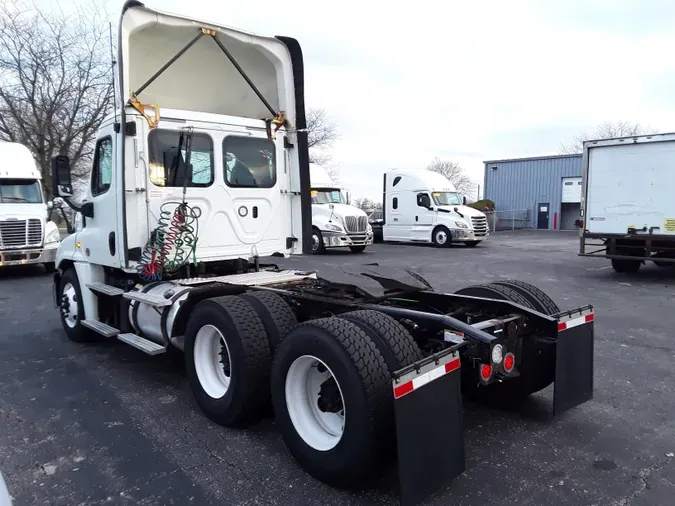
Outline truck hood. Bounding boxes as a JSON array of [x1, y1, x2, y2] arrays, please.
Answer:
[[313, 203, 367, 220], [437, 205, 486, 219], [0, 203, 47, 220]]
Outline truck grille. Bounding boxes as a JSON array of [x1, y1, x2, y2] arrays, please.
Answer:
[[0, 219, 42, 248], [471, 216, 488, 237], [344, 216, 368, 233]]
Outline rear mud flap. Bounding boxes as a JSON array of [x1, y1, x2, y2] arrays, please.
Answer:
[[392, 350, 464, 506], [553, 311, 595, 416]]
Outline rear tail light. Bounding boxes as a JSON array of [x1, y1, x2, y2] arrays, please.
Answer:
[[479, 363, 492, 382], [503, 353, 515, 373]]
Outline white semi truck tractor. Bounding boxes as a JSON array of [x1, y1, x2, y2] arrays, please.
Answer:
[[50, 3, 596, 505], [0, 141, 61, 271], [382, 169, 489, 247], [309, 163, 372, 254]]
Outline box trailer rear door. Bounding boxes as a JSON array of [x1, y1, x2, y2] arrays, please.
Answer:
[[585, 136, 675, 236]]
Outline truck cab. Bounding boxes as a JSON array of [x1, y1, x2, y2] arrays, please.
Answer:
[[382, 169, 489, 247], [309, 163, 373, 254], [0, 141, 61, 270]]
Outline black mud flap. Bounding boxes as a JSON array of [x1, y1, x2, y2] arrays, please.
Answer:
[[392, 349, 465, 506], [553, 309, 595, 416]]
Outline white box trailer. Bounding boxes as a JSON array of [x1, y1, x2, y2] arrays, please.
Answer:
[[579, 132, 675, 272]]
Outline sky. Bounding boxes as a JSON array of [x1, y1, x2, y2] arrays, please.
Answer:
[[44, 0, 675, 201]]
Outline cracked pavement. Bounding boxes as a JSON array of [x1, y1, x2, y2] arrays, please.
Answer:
[[1, 230, 674, 505]]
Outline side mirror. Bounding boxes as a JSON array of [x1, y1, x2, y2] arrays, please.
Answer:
[[51, 155, 73, 198], [462, 196, 467, 205]]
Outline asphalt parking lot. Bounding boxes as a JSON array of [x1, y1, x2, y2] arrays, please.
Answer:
[[1, 230, 674, 506]]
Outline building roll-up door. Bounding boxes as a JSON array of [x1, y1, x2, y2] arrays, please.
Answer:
[[561, 177, 582, 203]]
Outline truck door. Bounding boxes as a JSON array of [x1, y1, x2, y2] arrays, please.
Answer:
[[76, 127, 121, 268], [413, 192, 434, 241]]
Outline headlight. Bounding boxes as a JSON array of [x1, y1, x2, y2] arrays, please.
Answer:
[[45, 228, 60, 243], [491, 344, 503, 364], [454, 221, 469, 229], [325, 223, 342, 232], [74, 212, 83, 232]]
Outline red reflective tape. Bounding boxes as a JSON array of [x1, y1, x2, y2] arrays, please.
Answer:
[[393, 381, 414, 399], [558, 312, 595, 332], [445, 357, 460, 374], [393, 357, 461, 399]]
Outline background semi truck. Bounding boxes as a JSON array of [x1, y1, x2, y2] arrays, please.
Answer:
[[578, 132, 675, 272], [0, 141, 61, 270], [382, 169, 489, 247], [309, 163, 372, 254], [49, 3, 595, 505]]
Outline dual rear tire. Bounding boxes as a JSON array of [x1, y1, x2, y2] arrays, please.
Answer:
[[454, 280, 560, 402], [184, 297, 422, 487]]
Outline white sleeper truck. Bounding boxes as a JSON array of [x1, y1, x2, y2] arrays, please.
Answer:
[[382, 169, 489, 247], [0, 141, 61, 271], [309, 163, 372, 254], [579, 132, 675, 273], [50, 3, 596, 505]]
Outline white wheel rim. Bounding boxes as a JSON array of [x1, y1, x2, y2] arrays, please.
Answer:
[[61, 282, 78, 328], [312, 233, 320, 252], [285, 355, 345, 451], [193, 324, 232, 399], [436, 230, 447, 244]]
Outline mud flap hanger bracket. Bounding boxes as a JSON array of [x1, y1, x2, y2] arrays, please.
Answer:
[[129, 27, 288, 138]]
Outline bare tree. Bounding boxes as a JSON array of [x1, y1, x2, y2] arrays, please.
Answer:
[[426, 157, 477, 197], [0, 0, 114, 199], [559, 121, 658, 155], [352, 197, 382, 212], [307, 107, 340, 183]]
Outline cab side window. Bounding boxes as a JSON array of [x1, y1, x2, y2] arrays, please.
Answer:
[[91, 137, 113, 197], [417, 193, 431, 208]]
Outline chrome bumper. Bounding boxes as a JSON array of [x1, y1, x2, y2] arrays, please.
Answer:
[[0, 245, 58, 267], [450, 229, 489, 241], [322, 231, 374, 248]]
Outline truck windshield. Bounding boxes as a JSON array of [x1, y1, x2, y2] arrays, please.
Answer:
[[432, 191, 462, 206], [311, 189, 344, 204], [0, 179, 43, 203]]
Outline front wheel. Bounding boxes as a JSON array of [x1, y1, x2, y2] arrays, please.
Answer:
[[349, 245, 366, 253], [271, 318, 392, 487], [311, 228, 325, 255], [58, 268, 93, 343], [432, 226, 451, 247]]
